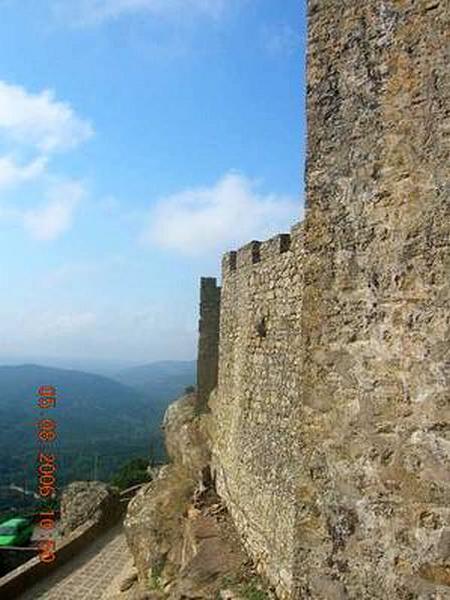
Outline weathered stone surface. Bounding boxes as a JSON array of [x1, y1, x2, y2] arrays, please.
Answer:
[[210, 226, 304, 598], [295, 1, 450, 598], [171, 510, 246, 599], [123, 464, 196, 583], [162, 392, 210, 477], [120, 569, 138, 592], [59, 480, 120, 535], [124, 392, 212, 589]]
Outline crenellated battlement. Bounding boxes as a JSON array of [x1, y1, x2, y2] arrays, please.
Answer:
[[236, 240, 261, 268], [221, 223, 304, 280]]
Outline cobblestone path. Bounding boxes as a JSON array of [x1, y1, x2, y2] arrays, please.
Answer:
[[21, 525, 132, 600]]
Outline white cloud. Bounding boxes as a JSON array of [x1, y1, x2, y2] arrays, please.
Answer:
[[54, 0, 228, 25], [39, 255, 127, 288], [142, 171, 299, 256], [0, 81, 93, 239], [51, 311, 97, 335], [13, 309, 97, 339], [0, 303, 194, 361], [0, 155, 48, 190], [22, 179, 86, 241], [0, 80, 93, 153]]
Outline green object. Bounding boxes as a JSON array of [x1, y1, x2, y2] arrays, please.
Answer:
[[0, 517, 33, 547]]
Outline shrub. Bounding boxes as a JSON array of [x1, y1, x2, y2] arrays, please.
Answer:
[[110, 457, 151, 490]]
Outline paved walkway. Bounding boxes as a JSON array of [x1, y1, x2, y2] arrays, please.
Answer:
[[21, 525, 133, 600]]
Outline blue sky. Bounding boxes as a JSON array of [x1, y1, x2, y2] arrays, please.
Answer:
[[0, 0, 307, 363]]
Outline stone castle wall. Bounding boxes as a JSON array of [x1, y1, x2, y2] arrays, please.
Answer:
[[202, 1, 450, 598], [209, 225, 304, 598], [296, 1, 449, 597]]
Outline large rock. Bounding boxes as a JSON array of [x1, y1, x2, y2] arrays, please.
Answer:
[[124, 464, 196, 584], [124, 393, 211, 584], [172, 509, 246, 599], [60, 480, 121, 535], [162, 392, 210, 477], [125, 468, 253, 599]]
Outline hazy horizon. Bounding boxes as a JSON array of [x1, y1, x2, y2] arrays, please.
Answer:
[[0, 354, 196, 376]]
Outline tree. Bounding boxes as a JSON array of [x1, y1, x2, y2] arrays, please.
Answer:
[[110, 457, 151, 490]]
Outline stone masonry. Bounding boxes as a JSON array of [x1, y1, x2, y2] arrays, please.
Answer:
[[202, 1, 450, 599], [209, 229, 304, 599], [197, 277, 221, 410], [297, 1, 450, 598]]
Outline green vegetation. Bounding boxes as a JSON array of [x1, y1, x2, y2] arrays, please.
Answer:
[[147, 559, 165, 591], [110, 457, 151, 490], [114, 360, 196, 420], [219, 574, 270, 600], [239, 580, 270, 600], [0, 364, 167, 512]]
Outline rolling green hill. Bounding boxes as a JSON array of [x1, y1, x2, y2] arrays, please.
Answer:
[[0, 364, 164, 514], [113, 360, 196, 420]]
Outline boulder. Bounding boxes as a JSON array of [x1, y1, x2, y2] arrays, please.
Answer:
[[60, 480, 121, 535], [162, 393, 210, 477], [124, 464, 196, 583]]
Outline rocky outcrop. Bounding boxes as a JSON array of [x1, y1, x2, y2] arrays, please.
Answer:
[[60, 480, 121, 535], [123, 393, 272, 599], [161, 392, 210, 473], [124, 463, 197, 587]]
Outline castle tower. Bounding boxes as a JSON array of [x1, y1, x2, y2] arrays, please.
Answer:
[[297, 1, 450, 597], [197, 277, 221, 409]]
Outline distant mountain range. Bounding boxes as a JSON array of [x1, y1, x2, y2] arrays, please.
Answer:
[[0, 355, 139, 376], [0, 360, 196, 514], [113, 360, 196, 419]]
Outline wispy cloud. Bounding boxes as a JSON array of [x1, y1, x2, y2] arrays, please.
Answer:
[[142, 171, 298, 256], [0, 155, 48, 190], [0, 81, 93, 240], [0, 81, 93, 153], [14, 309, 97, 338], [49, 311, 97, 336], [53, 0, 229, 26], [0, 303, 194, 361], [22, 179, 87, 241], [39, 254, 127, 288]]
